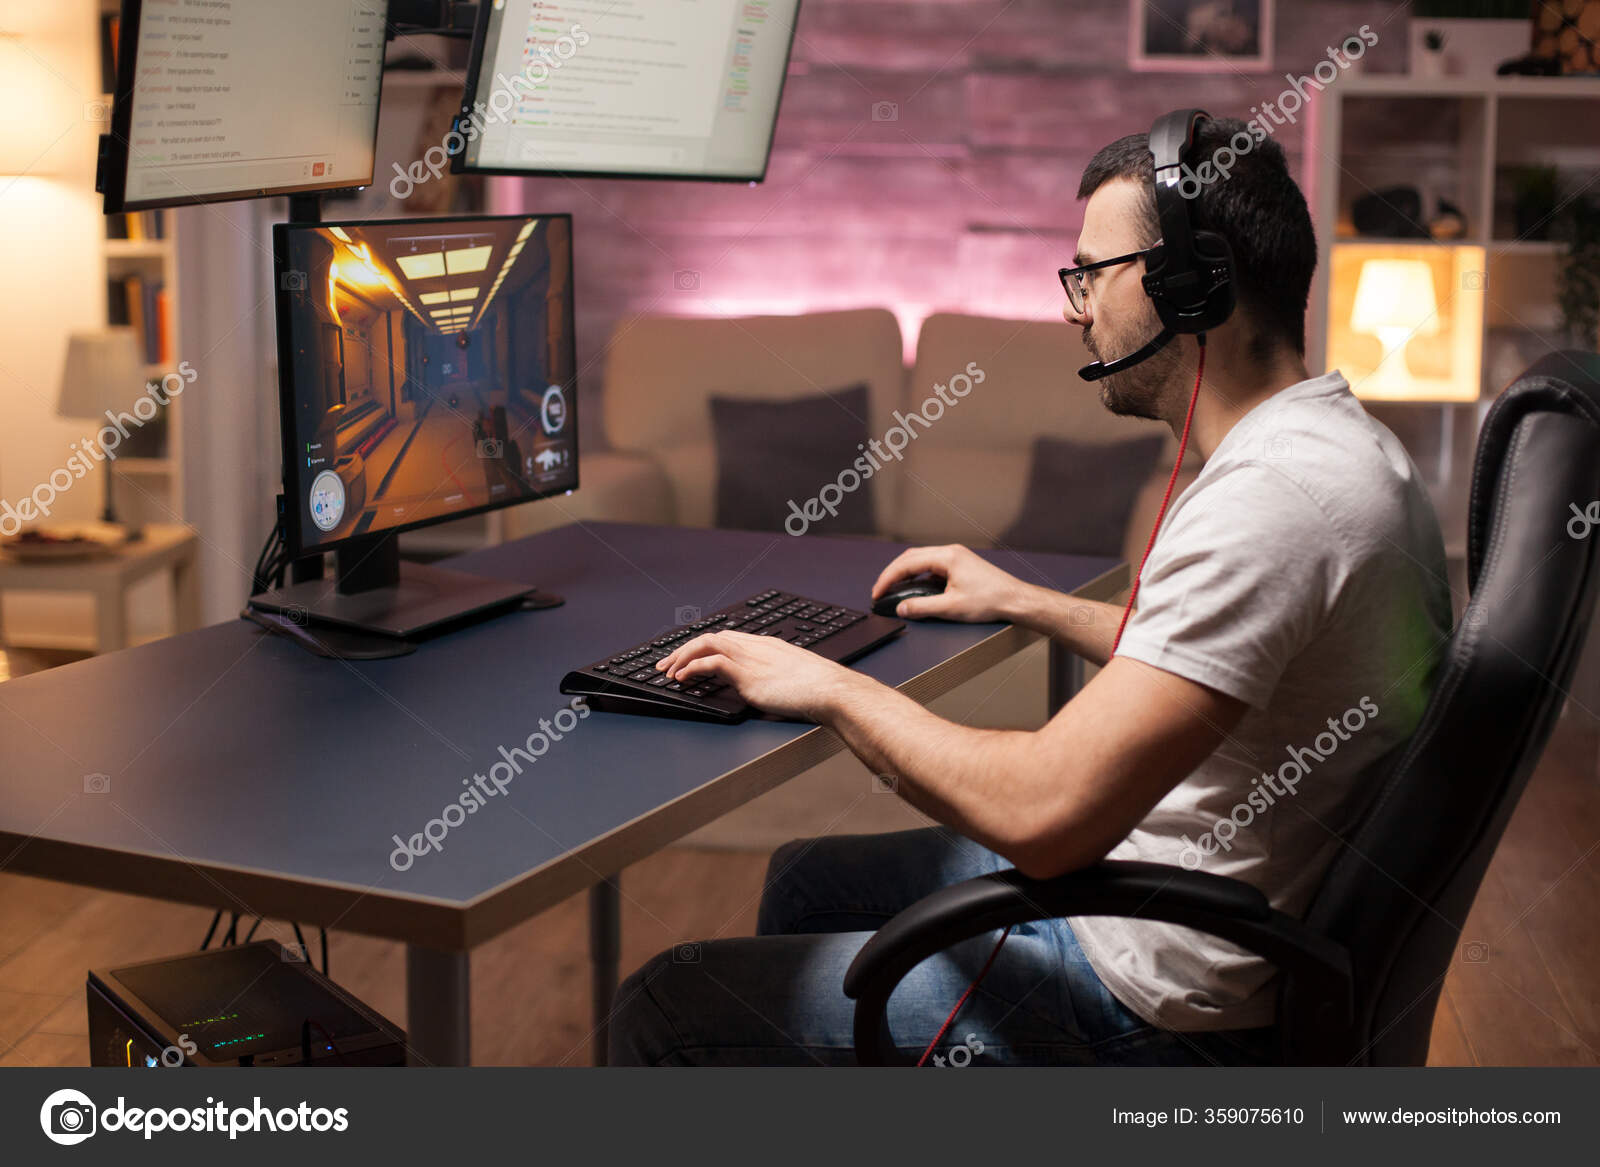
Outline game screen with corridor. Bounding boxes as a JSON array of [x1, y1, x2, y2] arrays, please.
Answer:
[[276, 214, 576, 550]]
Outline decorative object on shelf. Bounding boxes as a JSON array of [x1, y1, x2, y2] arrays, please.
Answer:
[[1349, 186, 1471, 242], [1533, 0, 1600, 74], [1553, 190, 1600, 346], [0, 522, 128, 563], [1429, 198, 1469, 240], [57, 329, 149, 532], [1411, 1, 1533, 77], [1326, 244, 1485, 402], [1416, 27, 1450, 77], [1352, 187, 1431, 239], [1129, 0, 1273, 72]]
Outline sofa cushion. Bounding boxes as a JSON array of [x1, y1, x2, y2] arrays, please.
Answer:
[[893, 312, 1184, 562], [710, 384, 875, 535], [1000, 434, 1166, 556], [603, 309, 905, 530]]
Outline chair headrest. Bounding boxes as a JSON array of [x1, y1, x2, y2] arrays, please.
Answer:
[[1469, 351, 1600, 592]]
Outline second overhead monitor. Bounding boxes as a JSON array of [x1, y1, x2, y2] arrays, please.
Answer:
[[454, 0, 800, 182], [99, 0, 389, 213]]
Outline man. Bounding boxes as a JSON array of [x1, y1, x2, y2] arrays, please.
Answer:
[[608, 118, 1453, 1066]]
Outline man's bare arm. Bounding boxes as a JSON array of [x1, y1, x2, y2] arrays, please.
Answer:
[[820, 656, 1247, 879]]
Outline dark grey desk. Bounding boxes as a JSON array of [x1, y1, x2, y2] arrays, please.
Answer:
[[0, 522, 1123, 1066]]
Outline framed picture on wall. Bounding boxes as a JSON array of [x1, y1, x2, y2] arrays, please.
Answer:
[[1130, 0, 1274, 72]]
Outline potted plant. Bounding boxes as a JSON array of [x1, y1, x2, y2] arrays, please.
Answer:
[[1411, 0, 1535, 78], [1554, 192, 1600, 348], [1509, 165, 1560, 241]]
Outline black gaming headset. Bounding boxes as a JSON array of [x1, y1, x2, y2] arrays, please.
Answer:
[[1078, 108, 1236, 381]]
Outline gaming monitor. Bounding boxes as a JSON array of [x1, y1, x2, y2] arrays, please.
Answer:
[[98, 0, 389, 213], [453, 0, 800, 182], [272, 213, 578, 558]]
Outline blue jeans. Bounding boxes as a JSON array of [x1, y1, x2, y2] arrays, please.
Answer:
[[607, 827, 1276, 1066]]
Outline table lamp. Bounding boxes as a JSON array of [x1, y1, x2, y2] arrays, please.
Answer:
[[1350, 258, 1441, 396], [58, 328, 147, 531]]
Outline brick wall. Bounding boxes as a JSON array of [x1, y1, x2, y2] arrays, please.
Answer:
[[499, 0, 1411, 446]]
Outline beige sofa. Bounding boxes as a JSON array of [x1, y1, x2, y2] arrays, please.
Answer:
[[504, 307, 1189, 568]]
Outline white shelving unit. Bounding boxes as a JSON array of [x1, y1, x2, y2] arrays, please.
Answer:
[[1304, 73, 1600, 554]]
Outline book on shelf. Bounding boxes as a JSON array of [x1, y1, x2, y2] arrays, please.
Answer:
[[106, 274, 169, 364], [104, 209, 167, 243]]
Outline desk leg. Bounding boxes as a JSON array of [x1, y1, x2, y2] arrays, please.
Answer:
[[405, 945, 470, 1066], [94, 584, 128, 654], [1047, 641, 1086, 717], [173, 552, 200, 634], [589, 878, 621, 1066]]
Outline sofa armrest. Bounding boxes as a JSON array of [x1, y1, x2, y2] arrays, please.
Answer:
[[500, 451, 676, 542]]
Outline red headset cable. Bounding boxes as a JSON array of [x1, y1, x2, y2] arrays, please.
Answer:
[[913, 334, 1207, 1067]]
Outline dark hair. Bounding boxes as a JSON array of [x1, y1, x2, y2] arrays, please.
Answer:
[[1077, 117, 1317, 356]]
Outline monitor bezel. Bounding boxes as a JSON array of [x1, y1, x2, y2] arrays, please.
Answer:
[[271, 211, 580, 559], [448, 0, 800, 184], [99, 0, 390, 215]]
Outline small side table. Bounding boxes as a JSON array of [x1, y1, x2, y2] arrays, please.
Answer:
[[0, 524, 201, 654]]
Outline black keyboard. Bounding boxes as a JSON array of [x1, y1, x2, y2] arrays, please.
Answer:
[[560, 589, 906, 723]]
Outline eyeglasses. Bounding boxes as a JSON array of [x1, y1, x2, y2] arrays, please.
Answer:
[[1058, 246, 1160, 314]]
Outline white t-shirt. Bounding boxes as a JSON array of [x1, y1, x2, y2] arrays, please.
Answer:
[[1070, 370, 1453, 1031]]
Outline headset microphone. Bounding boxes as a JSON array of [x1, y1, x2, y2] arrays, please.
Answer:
[[1077, 325, 1174, 381]]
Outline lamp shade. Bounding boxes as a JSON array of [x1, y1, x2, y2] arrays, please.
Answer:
[[1350, 259, 1441, 338], [58, 328, 147, 420]]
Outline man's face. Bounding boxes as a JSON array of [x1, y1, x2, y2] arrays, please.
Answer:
[[1064, 178, 1182, 421]]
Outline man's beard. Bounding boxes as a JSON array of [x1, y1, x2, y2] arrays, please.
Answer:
[[1084, 322, 1183, 422]]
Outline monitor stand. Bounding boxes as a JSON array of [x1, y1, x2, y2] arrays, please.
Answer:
[[247, 532, 556, 642]]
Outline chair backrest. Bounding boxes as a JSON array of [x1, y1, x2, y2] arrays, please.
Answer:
[[1301, 352, 1600, 1065]]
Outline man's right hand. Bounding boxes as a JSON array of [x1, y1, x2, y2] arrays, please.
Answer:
[[871, 544, 1029, 623]]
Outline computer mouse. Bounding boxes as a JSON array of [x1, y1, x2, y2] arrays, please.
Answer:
[[872, 574, 946, 617]]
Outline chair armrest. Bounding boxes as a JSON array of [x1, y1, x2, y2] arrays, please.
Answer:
[[841, 860, 1354, 1066]]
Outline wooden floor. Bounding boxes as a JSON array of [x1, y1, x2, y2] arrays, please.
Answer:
[[1, 646, 1596, 1067]]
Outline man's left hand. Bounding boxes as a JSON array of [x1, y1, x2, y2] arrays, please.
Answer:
[[655, 631, 866, 721]]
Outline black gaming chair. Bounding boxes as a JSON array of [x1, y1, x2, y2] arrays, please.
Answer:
[[844, 351, 1600, 1066]]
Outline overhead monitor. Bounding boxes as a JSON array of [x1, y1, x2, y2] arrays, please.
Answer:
[[272, 213, 578, 557], [98, 0, 389, 213], [453, 0, 800, 182]]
